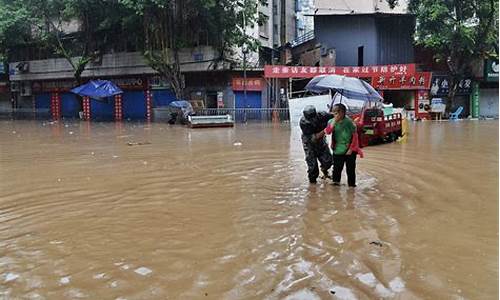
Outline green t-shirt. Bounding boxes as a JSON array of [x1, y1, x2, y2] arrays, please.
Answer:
[[332, 117, 356, 155]]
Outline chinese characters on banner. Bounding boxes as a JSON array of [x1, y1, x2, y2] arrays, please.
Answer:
[[263, 64, 431, 90], [371, 72, 432, 90], [232, 78, 263, 91], [264, 64, 417, 78], [430, 75, 473, 96]]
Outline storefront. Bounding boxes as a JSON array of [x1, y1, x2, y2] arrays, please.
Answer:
[[264, 63, 432, 120], [231, 76, 265, 121], [479, 59, 499, 118], [29, 76, 177, 121], [429, 75, 473, 118], [371, 72, 432, 120], [231, 77, 264, 109]]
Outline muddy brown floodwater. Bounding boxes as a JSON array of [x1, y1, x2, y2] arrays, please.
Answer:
[[0, 120, 498, 299]]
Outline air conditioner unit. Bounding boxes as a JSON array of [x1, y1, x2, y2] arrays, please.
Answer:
[[10, 81, 20, 92], [20, 82, 32, 96]]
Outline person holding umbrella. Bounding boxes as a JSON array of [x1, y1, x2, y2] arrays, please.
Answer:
[[323, 103, 363, 187], [305, 74, 378, 187]]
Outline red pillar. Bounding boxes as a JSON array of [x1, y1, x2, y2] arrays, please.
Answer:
[[145, 90, 152, 122], [114, 94, 123, 121], [83, 96, 91, 120]]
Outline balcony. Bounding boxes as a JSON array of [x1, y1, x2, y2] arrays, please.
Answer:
[[289, 30, 315, 48]]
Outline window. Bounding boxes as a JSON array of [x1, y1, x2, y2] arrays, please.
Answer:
[[259, 19, 269, 38], [358, 46, 364, 66]]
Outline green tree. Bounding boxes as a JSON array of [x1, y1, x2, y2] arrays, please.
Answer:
[[0, 0, 140, 84], [0, 1, 32, 62], [120, 0, 265, 99], [391, 0, 498, 106]]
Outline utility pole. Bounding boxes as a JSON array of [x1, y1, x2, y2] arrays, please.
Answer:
[[242, 8, 248, 123], [243, 45, 248, 123]]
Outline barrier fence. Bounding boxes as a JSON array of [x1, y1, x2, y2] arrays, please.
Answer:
[[194, 108, 290, 122], [0, 107, 291, 123]]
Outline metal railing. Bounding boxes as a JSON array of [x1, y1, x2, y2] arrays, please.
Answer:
[[195, 108, 290, 122], [0, 107, 292, 123], [290, 30, 315, 47], [0, 108, 51, 120]]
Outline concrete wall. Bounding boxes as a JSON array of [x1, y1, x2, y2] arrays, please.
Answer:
[[259, 3, 273, 48], [258, 0, 296, 48], [376, 16, 415, 64], [315, 15, 378, 66], [285, 0, 297, 43], [314, 14, 414, 66], [9, 47, 224, 81]]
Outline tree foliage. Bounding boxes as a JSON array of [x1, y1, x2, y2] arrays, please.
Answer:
[[0, 0, 266, 98], [0, 0, 140, 83], [120, 0, 265, 98], [390, 0, 498, 104]]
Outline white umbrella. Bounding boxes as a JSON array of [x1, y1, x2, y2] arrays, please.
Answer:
[[305, 74, 383, 102]]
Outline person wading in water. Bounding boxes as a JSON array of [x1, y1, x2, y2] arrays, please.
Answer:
[[299, 105, 334, 184], [323, 103, 363, 187]]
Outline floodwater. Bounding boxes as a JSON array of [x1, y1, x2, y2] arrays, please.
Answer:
[[0, 119, 497, 300]]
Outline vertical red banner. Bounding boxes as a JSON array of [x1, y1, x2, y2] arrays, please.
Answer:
[[51, 91, 61, 120], [83, 96, 91, 120], [114, 94, 123, 121], [50, 93, 55, 119], [145, 90, 152, 122]]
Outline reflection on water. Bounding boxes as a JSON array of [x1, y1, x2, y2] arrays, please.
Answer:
[[0, 120, 498, 299]]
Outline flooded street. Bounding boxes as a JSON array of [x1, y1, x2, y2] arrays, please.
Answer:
[[0, 120, 497, 299]]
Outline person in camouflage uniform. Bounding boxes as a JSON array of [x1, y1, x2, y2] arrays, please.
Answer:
[[299, 105, 334, 184]]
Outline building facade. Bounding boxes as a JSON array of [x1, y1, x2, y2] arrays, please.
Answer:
[[312, 0, 414, 67], [5, 2, 297, 121]]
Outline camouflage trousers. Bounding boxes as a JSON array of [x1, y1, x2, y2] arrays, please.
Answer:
[[302, 136, 333, 182]]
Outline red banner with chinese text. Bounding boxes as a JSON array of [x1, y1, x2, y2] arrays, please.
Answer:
[[371, 72, 432, 90], [264, 64, 416, 78], [232, 78, 263, 91]]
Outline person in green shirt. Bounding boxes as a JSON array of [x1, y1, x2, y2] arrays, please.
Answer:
[[324, 103, 360, 187]]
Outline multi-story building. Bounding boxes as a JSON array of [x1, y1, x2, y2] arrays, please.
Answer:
[[312, 0, 413, 67], [295, 0, 315, 37], [6, 3, 297, 121]]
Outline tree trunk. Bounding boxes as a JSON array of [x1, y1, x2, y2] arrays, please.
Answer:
[[447, 76, 459, 114], [170, 50, 184, 99]]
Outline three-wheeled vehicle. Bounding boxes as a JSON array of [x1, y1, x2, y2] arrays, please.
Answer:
[[330, 93, 403, 147]]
